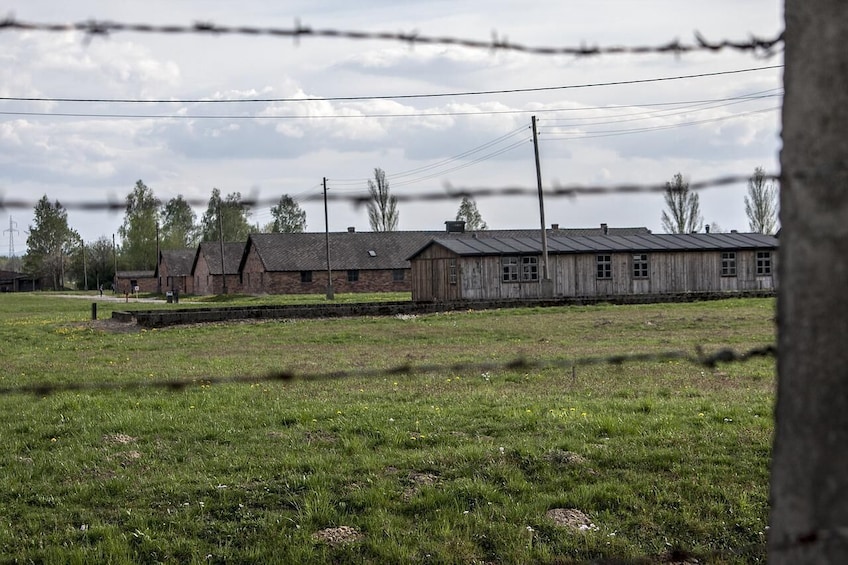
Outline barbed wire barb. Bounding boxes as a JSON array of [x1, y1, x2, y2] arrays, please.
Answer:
[[0, 171, 789, 212], [0, 345, 776, 398], [0, 16, 785, 57]]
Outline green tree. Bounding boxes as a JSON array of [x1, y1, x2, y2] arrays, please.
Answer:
[[367, 168, 399, 232], [118, 180, 160, 270], [455, 196, 488, 231], [200, 188, 252, 242], [745, 166, 779, 235], [66, 236, 115, 290], [661, 173, 703, 234], [24, 196, 78, 289], [269, 195, 307, 233], [160, 195, 198, 249]]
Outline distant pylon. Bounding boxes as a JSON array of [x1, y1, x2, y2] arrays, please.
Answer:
[[4, 216, 19, 257]]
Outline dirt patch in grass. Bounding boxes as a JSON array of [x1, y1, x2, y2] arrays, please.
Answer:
[[84, 319, 142, 334], [311, 526, 363, 545], [543, 449, 587, 466], [403, 471, 439, 501], [302, 430, 338, 444], [545, 508, 598, 532], [103, 433, 137, 445]]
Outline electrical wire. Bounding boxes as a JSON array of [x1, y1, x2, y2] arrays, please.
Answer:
[[0, 65, 783, 105]]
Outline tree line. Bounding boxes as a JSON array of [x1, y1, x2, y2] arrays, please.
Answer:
[[15, 166, 775, 290], [22, 180, 310, 291]]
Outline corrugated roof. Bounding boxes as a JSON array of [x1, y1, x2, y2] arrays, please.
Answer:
[[412, 233, 778, 258]]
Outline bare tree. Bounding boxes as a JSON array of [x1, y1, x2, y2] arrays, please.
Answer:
[[367, 168, 399, 232], [661, 173, 703, 234], [745, 167, 778, 234]]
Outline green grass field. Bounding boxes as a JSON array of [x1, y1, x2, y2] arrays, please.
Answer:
[[0, 293, 776, 564]]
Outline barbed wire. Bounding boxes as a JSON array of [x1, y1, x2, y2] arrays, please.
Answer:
[[0, 17, 784, 57], [0, 344, 775, 397], [0, 172, 782, 212]]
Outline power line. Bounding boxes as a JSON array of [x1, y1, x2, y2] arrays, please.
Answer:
[[391, 139, 531, 188], [541, 106, 780, 141], [0, 66, 782, 105], [539, 89, 782, 126], [0, 92, 784, 122], [328, 127, 529, 187]]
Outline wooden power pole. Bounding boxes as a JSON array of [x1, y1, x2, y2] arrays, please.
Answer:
[[532, 116, 552, 297], [323, 177, 334, 300]]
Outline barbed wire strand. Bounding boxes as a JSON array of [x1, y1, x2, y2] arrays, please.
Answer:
[[0, 17, 784, 57], [0, 172, 788, 212], [0, 344, 775, 397]]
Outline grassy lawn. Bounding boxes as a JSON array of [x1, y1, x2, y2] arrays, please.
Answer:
[[0, 293, 775, 564]]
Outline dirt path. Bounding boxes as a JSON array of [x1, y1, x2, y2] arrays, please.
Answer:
[[54, 293, 166, 304]]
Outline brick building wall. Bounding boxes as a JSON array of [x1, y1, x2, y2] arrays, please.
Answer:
[[116, 273, 157, 294], [249, 268, 411, 295]]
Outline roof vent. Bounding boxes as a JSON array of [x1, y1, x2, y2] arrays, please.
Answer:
[[551, 223, 559, 230], [445, 220, 466, 233], [705, 225, 710, 234], [601, 223, 609, 235], [347, 226, 355, 233], [368, 250, 377, 257]]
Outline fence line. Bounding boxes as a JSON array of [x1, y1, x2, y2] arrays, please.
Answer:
[[0, 172, 785, 212], [0, 344, 775, 397], [0, 17, 784, 57], [0, 16, 781, 400]]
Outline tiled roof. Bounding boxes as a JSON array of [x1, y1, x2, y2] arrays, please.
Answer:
[[195, 242, 245, 275], [0, 270, 26, 279], [242, 226, 653, 272], [246, 232, 436, 271], [116, 270, 155, 279], [411, 233, 779, 258], [159, 249, 195, 276]]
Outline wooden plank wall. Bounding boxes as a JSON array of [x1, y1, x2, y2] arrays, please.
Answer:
[[411, 248, 777, 301]]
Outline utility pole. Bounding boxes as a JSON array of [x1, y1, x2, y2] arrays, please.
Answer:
[[4, 216, 19, 257], [82, 239, 88, 290], [155, 221, 161, 294], [218, 203, 227, 295], [532, 116, 553, 297], [323, 177, 334, 300], [112, 233, 118, 293]]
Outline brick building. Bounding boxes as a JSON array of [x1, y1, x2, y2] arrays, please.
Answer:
[[191, 242, 245, 295], [156, 249, 196, 294]]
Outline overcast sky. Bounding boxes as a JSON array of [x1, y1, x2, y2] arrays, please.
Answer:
[[0, 1, 783, 255]]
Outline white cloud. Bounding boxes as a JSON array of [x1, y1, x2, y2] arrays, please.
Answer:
[[0, 0, 783, 245]]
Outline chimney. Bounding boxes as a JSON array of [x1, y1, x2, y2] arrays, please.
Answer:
[[601, 223, 608, 235], [551, 223, 559, 230], [705, 225, 710, 234], [445, 220, 466, 233], [347, 226, 355, 233]]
